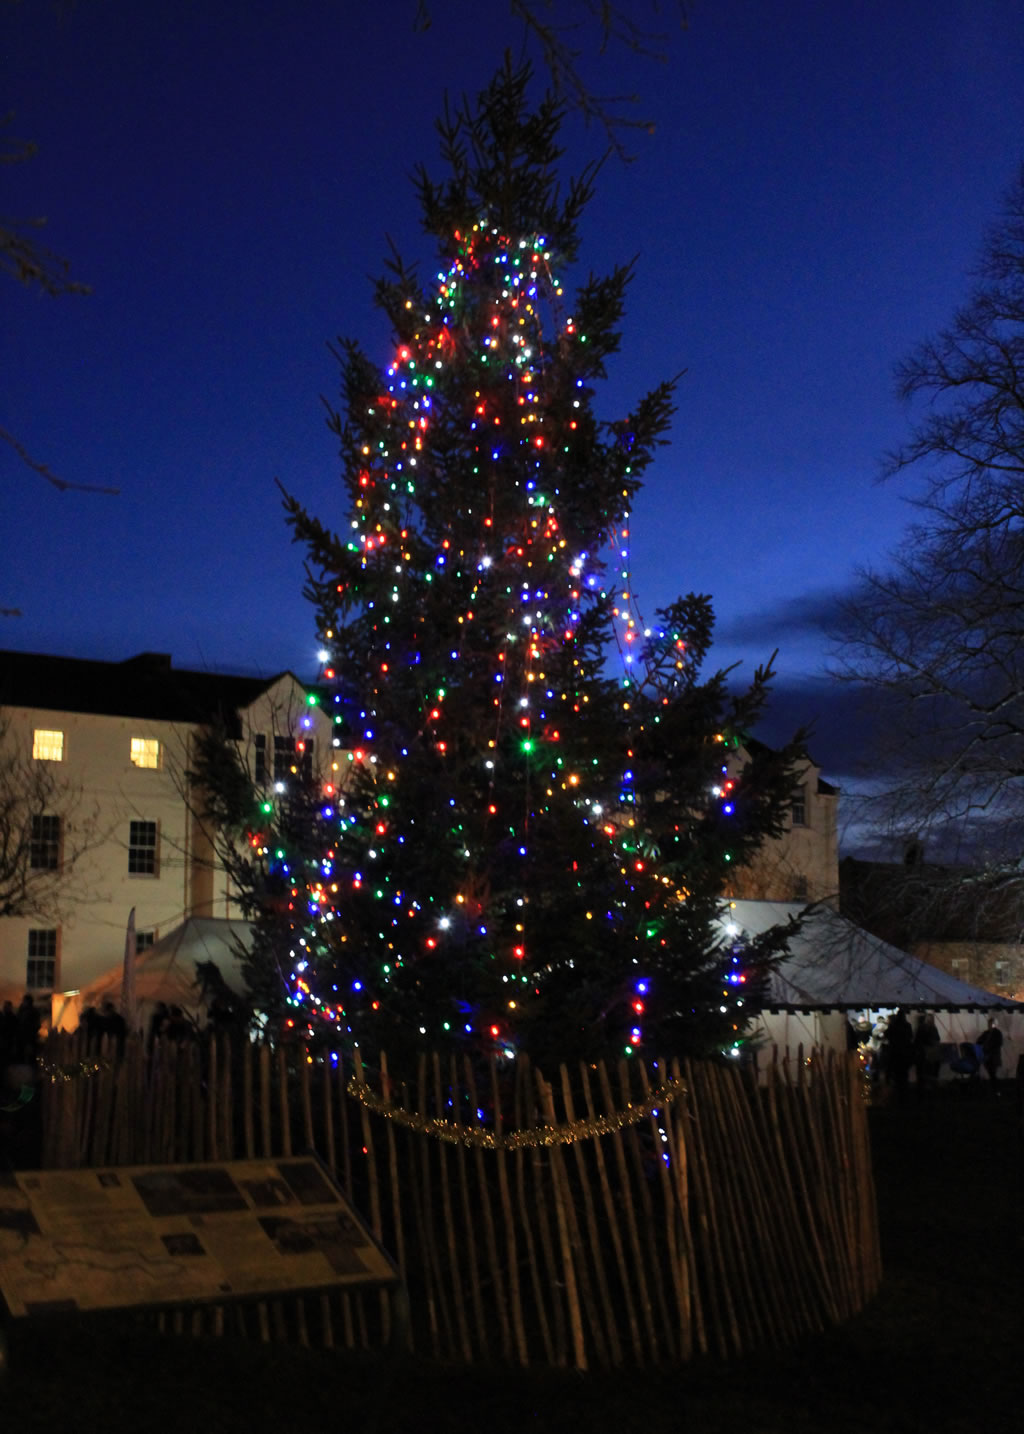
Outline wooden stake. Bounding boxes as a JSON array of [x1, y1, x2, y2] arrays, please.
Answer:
[[560, 1063, 622, 1366], [579, 1061, 645, 1363], [597, 1059, 658, 1358], [405, 1056, 446, 1357], [241, 1039, 255, 1159], [667, 1057, 705, 1358], [489, 1054, 531, 1367], [257, 1043, 272, 1157], [511, 1056, 556, 1365], [450, 1054, 488, 1359], [432, 1051, 473, 1361], [637, 1060, 691, 1360], [681, 1060, 742, 1358], [617, 1059, 675, 1361], [465, 1055, 513, 1362], [535, 1069, 588, 1371], [276, 1045, 292, 1158]]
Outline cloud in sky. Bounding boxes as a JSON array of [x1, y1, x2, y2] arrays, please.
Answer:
[[714, 586, 855, 654], [713, 584, 883, 788], [748, 671, 880, 782]]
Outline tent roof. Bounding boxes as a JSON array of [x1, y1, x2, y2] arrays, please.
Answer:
[[53, 918, 253, 1030], [725, 901, 1023, 1012]]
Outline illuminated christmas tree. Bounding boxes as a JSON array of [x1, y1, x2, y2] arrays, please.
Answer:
[[261, 62, 799, 1066]]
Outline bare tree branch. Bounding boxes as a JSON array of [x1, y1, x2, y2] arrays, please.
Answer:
[[0, 710, 107, 923], [835, 164, 1024, 871], [0, 425, 120, 494], [418, 1, 688, 158]]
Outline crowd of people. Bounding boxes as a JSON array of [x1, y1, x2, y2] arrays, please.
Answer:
[[2, 991, 244, 1084], [851, 1008, 1006, 1097], [0, 994, 43, 1071]]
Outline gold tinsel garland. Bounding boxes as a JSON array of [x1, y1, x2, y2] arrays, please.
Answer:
[[29, 1056, 684, 1149], [347, 1076, 685, 1148], [39, 1056, 112, 1084]]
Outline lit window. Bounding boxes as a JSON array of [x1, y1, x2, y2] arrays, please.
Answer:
[[33, 729, 64, 762], [994, 960, 1010, 988], [27, 929, 58, 989], [130, 737, 161, 769], [30, 814, 62, 871], [129, 820, 159, 876]]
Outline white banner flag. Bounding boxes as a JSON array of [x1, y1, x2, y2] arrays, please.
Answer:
[[121, 906, 138, 1034]]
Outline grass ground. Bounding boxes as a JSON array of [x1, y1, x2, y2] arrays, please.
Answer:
[[2, 1079, 1020, 1433]]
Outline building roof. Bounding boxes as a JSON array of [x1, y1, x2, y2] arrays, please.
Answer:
[[51, 917, 253, 1032], [0, 650, 296, 727], [726, 900, 1023, 1012], [742, 735, 838, 795]]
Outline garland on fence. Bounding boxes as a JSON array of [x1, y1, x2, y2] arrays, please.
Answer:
[[347, 1076, 685, 1148], [39, 1056, 112, 1084]]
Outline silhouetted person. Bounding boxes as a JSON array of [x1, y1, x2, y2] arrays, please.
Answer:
[[883, 1007, 914, 1098], [148, 1001, 170, 1050], [14, 994, 42, 1065], [913, 1011, 941, 1092], [206, 993, 236, 1034], [98, 998, 127, 1056], [977, 1017, 1003, 1086], [163, 1005, 193, 1042], [0, 999, 17, 1069], [80, 1004, 101, 1050]]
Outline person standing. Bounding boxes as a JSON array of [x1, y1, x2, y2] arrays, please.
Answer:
[[0, 1000, 17, 1070], [913, 1011, 941, 1092], [977, 1016, 1003, 1086], [14, 993, 41, 1064], [883, 1008, 914, 1098]]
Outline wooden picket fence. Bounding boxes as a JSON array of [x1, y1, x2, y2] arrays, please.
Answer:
[[35, 1034, 880, 1367]]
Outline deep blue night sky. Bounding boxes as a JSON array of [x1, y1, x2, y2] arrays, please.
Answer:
[[4, 0, 1024, 814]]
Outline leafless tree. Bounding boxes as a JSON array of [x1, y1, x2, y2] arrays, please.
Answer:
[[0, 710, 103, 922], [1, 105, 114, 499], [834, 164, 1024, 877], [416, 1, 688, 157]]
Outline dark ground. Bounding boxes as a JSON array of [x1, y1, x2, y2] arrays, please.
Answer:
[[2, 1078, 1020, 1433]]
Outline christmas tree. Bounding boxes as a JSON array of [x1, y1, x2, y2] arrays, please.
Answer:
[[250, 61, 799, 1067]]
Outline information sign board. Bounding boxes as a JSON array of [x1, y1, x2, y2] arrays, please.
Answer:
[[0, 1156, 399, 1319]]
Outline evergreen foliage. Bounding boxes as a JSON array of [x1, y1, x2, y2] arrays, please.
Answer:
[[234, 61, 800, 1066]]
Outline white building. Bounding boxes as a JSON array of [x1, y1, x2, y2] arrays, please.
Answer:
[[726, 747, 840, 907], [0, 650, 333, 1002]]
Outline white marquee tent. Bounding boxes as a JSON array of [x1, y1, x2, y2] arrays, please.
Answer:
[[46, 903, 1023, 1074], [726, 900, 1023, 1073], [52, 917, 253, 1035]]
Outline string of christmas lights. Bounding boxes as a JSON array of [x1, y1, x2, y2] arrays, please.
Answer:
[[239, 71, 793, 1069]]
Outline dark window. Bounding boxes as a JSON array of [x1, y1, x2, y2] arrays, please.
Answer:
[[136, 930, 156, 954], [30, 813, 61, 870], [27, 929, 58, 989], [254, 734, 268, 784], [790, 785, 807, 827], [792, 875, 809, 899], [129, 820, 159, 875], [298, 736, 314, 781], [273, 735, 294, 782]]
